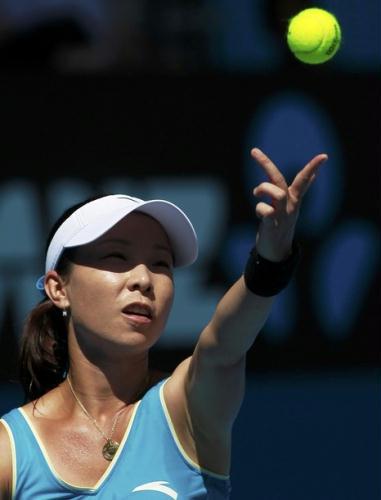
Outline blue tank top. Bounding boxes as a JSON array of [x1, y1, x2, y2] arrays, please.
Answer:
[[1, 378, 231, 499]]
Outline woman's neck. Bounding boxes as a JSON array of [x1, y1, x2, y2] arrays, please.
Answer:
[[64, 348, 151, 421]]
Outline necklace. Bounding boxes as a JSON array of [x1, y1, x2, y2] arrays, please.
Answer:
[[66, 375, 138, 461]]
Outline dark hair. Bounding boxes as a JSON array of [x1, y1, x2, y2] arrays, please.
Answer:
[[19, 196, 103, 401]]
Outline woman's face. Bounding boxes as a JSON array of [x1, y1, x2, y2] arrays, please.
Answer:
[[62, 212, 175, 356]]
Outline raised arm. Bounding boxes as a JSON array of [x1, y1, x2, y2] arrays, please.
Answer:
[[195, 148, 328, 364], [165, 149, 327, 474]]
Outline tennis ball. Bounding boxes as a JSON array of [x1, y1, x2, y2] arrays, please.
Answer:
[[287, 8, 341, 64]]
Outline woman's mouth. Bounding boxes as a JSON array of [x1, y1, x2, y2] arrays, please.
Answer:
[[122, 302, 153, 325]]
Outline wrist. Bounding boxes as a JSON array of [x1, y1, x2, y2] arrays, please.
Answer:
[[255, 234, 295, 263], [243, 241, 301, 297]]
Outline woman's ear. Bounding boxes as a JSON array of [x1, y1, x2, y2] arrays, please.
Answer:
[[44, 270, 70, 311]]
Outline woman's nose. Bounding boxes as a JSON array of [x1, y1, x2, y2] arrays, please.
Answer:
[[126, 264, 152, 292]]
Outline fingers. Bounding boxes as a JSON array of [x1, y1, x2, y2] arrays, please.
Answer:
[[255, 201, 275, 220], [251, 148, 288, 191], [251, 148, 328, 214], [253, 182, 288, 210], [290, 154, 328, 199]]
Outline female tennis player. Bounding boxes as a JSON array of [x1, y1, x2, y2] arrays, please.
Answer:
[[0, 148, 327, 499]]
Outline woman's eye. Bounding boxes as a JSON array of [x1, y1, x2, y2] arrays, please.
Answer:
[[104, 253, 126, 260], [154, 260, 170, 269]]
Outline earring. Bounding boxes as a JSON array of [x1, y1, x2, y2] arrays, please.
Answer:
[[62, 309, 68, 317]]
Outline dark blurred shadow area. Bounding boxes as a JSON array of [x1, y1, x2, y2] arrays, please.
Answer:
[[0, 0, 211, 73]]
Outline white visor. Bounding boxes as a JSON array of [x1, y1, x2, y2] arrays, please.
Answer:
[[36, 194, 198, 290]]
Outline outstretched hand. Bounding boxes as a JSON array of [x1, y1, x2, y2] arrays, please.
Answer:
[[251, 148, 328, 262]]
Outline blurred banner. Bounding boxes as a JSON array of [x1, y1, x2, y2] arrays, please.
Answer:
[[0, 0, 379, 379]]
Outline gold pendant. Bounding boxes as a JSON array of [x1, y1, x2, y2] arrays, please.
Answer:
[[102, 439, 119, 461]]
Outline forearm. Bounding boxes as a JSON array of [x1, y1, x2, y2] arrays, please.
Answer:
[[197, 276, 275, 366]]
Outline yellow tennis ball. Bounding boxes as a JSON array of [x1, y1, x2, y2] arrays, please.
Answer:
[[287, 8, 341, 64]]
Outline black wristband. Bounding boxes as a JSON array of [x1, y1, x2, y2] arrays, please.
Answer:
[[243, 242, 301, 297]]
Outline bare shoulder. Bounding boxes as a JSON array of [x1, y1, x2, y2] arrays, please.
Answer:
[[163, 357, 232, 476], [162, 357, 191, 413], [21, 385, 64, 420], [0, 420, 13, 499], [162, 351, 247, 477]]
